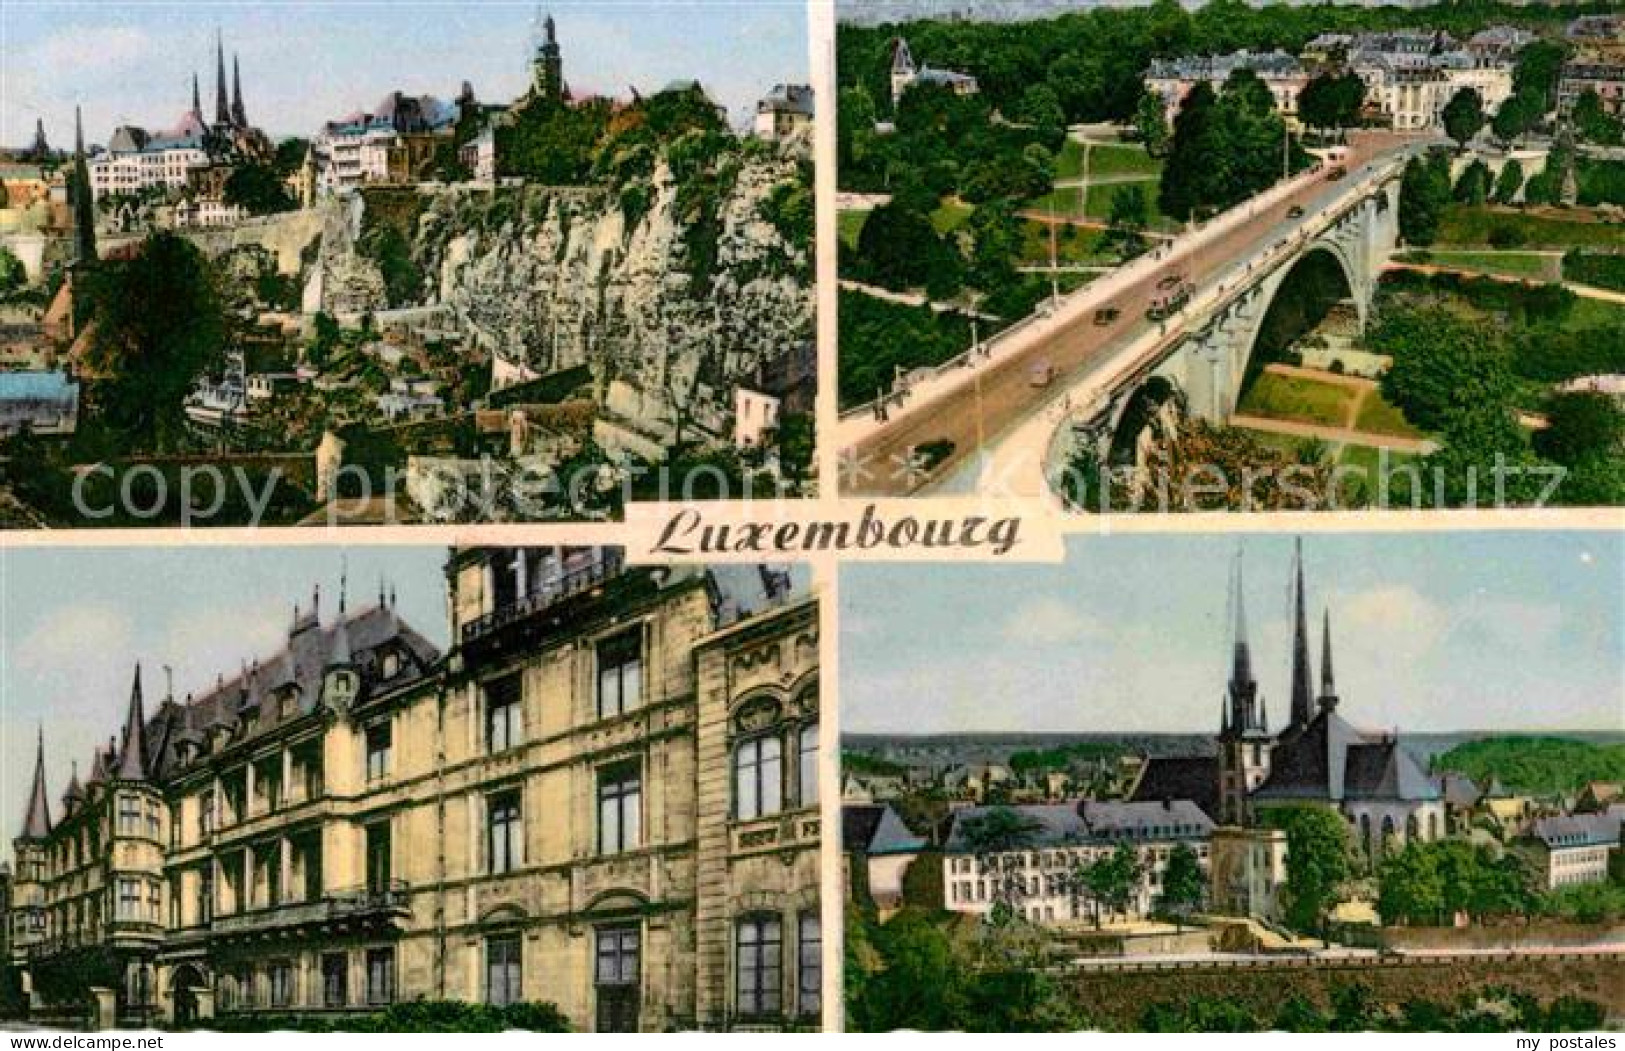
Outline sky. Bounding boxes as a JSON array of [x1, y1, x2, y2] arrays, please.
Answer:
[[842, 531, 1625, 737], [1, 0, 810, 148], [0, 545, 449, 862]]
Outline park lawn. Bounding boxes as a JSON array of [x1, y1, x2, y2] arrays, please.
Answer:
[[1057, 139, 1162, 179], [838, 210, 868, 251], [1436, 205, 1625, 250], [1404, 249, 1557, 282], [1237, 372, 1355, 429], [931, 199, 974, 234], [1560, 295, 1625, 331], [1338, 443, 1422, 506], [1353, 389, 1425, 438], [1017, 220, 1114, 267], [1235, 427, 1315, 459]]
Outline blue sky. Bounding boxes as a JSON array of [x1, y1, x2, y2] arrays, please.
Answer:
[[2, 1, 810, 148], [0, 545, 448, 858], [842, 531, 1625, 736]]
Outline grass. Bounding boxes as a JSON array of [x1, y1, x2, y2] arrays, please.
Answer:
[[1353, 390, 1424, 438], [1400, 249, 1556, 281], [838, 210, 868, 251], [1236, 372, 1355, 428], [1017, 220, 1114, 267], [1436, 205, 1625, 250], [1561, 295, 1625, 332], [1057, 139, 1163, 180], [930, 200, 974, 235]]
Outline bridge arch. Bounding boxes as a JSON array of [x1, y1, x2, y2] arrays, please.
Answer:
[[1107, 375, 1185, 469], [1230, 242, 1361, 406]]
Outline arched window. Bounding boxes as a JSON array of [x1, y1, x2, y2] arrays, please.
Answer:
[[1405, 814, 1419, 844], [1359, 813, 1371, 855]]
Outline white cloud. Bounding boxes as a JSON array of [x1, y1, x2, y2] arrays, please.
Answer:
[[997, 594, 1103, 646]]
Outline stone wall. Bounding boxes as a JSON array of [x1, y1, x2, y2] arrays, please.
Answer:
[[1062, 951, 1625, 1028]]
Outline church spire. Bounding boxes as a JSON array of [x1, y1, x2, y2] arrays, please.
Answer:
[[71, 106, 96, 267], [192, 72, 202, 116], [231, 54, 247, 127], [116, 664, 150, 781], [1222, 549, 1265, 738], [1318, 606, 1340, 711], [215, 30, 231, 126], [1288, 538, 1314, 733], [20, 726, 52, 840]]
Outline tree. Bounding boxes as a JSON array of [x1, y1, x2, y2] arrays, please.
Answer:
[[1298, 71, 1364, 133], [1134, 89, 1171, 158], [1261, 805, 1350, 937], [1398, 153, 1451, 246], [1159, 81, 1226, 221], [1572, 89, 1624, 146], [959, 807, 1043, 918], [1453, 158, 1491, 205], [854, 195, 961, 297], [1374, 306, 1516, 433], [1534, 391, 1625, 468], [1491, 92, 1538, 148], [1442, 87, 1486, 151], [0, 246, 25, 295], [1015, 83, 1065, 136], [271, 137, 311, 178], [1077, 842, 1144, 927], [1158, 842, 1204, 930], [81, 231, 227, 451], [1492, 158, 1525, 205], [222, 162, 296, 215]]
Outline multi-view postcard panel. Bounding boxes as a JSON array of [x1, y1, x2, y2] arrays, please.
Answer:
[[0, 3, 814, 528], [834, 0, 1625, 512], [841, 531, 1625, 1031], [3, 0, 1625, 1038], [2, 546, 823, 1031]]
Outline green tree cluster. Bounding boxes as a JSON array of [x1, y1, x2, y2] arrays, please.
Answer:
[[1159, 71, 1301, 222], [1259, 805, 1350, 936], [1433, 737, 1625, 796], [1377, 840, 1534, 926], [1297, 70, 1366, 133]]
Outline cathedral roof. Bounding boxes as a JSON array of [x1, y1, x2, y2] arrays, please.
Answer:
[[1253, 710, 1439, 803]]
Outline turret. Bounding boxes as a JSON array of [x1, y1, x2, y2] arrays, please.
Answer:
[[1318, 607, 1340, 712], [18, 726, 51, 841], [322, 578, 361, 712], [115, 664, 150, 781]]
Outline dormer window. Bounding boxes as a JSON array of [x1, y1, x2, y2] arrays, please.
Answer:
[[381, 648, 401, 679], [278, 687, 299, 720]]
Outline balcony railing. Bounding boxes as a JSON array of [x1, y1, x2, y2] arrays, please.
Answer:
[[210, 880, 411, 936], [461, 552, 625, 644]]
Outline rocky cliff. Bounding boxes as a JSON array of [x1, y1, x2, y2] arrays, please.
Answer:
[[313, 137, 813, 448]]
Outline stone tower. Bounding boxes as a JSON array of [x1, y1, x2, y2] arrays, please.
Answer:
[[534, 12, 563, 105], [71, 106, 97, 267]]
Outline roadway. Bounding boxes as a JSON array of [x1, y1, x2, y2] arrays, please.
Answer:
[[840, 131, 1424, 497]]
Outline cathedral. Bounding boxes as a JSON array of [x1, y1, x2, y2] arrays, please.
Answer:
[[1134, 541, 1445, 860]]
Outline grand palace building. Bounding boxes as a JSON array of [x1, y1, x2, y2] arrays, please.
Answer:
[[6, 549, 821, 1032]]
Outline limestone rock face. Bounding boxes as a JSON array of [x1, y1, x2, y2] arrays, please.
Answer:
[[317, 141, 812, 446]]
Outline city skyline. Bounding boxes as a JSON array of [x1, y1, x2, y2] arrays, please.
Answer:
[[2, 1, 810, 148], [841, 532, 1625, 737], [0, 545, 448, 865]]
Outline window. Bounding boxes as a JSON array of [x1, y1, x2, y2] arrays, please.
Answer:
[[366, 948, 395, 1005], [485, 675, 522, 754], [147, 882, 161, 923], [199, 869, 213, 925], [798, 912, 821, 1018], [735, 915, 782, 1018], [117, 879, 141, 921], [119, 795, 141, 835], [597, 763, 641, 855], [269, 961, 293, 1008], [594, 925, 641, 1033], [322, 953, 348, 1008], [486, 935, 522, 1006], [798, 723, 819, 808], [487, 792, 522, 875], [735, 736, 782, 820], [596, 630, 642, 719], [147, 800, 161, 840], [365, 722, 392, 782]]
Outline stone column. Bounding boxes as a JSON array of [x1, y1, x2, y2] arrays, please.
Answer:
[[89, 987, 116, 1030]]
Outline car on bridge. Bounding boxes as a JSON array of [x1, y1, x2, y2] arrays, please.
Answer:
[[1326, 165, 1347, 181], [1029, 359, 1057, 387], [1287, 205, 1305, 219], [1146, 275, 1193, 320], [1093, 306, 1120, 326]]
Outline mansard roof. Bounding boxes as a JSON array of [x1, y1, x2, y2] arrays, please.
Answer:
[[144, 601, 440, 779], [943, 799, 1213, 854]]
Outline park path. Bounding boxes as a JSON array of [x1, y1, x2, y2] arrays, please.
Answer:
[[837, 279, 1002, 321], [1229, 413, 1438, 453]]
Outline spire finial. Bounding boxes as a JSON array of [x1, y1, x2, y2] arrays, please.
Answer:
[[1288, 537, 1314, 732], [1319, 606, 1340, 711], [192, 72, 201, 116], [21, 724, 51, 839], [215, 28, 230, 126]]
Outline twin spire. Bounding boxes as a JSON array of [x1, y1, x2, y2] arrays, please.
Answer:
[[207, 30, 247, 128], [1223, 540, 1340, 740]]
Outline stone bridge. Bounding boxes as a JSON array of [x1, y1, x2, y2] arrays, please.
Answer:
[[1062, 166, 1404, 482]]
